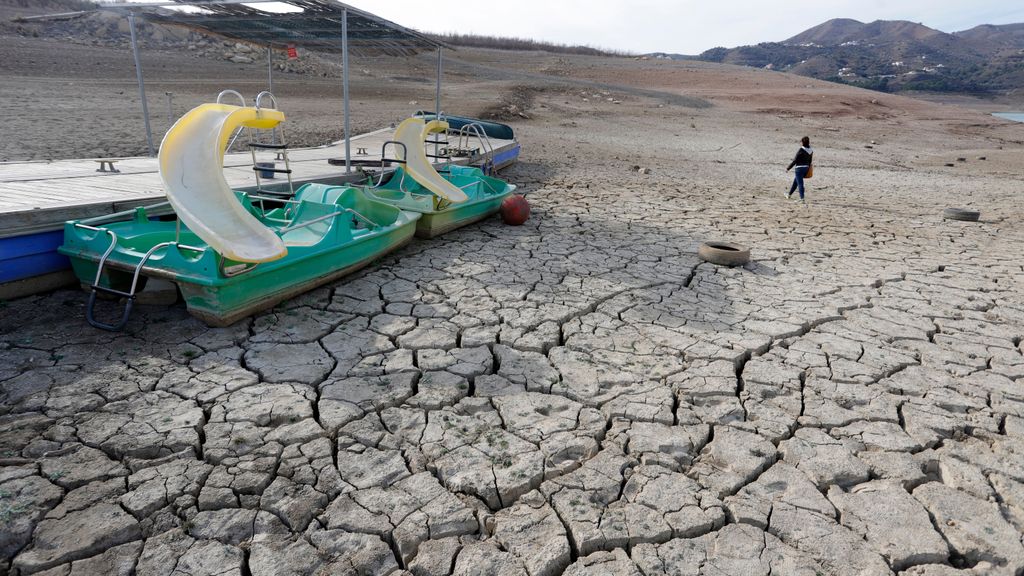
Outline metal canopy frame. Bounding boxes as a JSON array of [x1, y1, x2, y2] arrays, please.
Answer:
[[94, 0, 450, 166]]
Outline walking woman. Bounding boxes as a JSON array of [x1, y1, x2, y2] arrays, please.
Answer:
[[786, 136, 813, 204]]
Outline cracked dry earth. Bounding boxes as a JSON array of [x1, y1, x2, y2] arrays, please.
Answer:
[[3, 102, 1024, 576]]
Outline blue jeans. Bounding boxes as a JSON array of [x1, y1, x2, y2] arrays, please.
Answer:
[[789, 166, 808, 199]]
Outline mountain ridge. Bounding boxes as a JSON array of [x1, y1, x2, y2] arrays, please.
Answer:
[[654, 18, 1024, 94], [784, 18, 949, 46]]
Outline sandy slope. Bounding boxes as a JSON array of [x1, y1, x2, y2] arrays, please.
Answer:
[[3, 29, 1023, 170]]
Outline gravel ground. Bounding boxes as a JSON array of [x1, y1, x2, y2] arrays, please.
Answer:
[[3, 29, 1024, 576]]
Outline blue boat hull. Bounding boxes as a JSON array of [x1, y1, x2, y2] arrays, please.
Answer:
[[0, 230, 78, 300]]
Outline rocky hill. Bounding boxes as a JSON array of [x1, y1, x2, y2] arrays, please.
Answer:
[[955, 22, 1024, 46], [694, 18, 1024, 95], [0, 0, 345, 77], [1, 0, 622, 79]]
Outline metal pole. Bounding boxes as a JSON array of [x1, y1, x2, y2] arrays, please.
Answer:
[[342, 8, 351, 174], [435, 46, 442, 117], [267, 45, 276, 145], [267, 45, 273, 93], [165, 92, 173, 125], [435, 46, 442, 159], [128, 12, 154, 156]]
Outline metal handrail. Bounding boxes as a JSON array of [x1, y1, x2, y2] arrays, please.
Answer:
[[78, 201, 171, 226], [245, 193, 301, 220], [459, 123, 494, 156], [248, 194, 301, 204], [441, 130, 455, 174], [372, 141, 408, 190], [458, 123, 495, 173], [128, 242, 175, 293], [72, 222, 112, 233], [226, 127, 246, 152], [216, 90, 246, 106], [173, 243, 207, 254], [277, 207, 380, 235], [278, 211, 343, 234], [77, 233, 177, 331], [247, 91, 294, 196], [346, 207, 380, 228], [278, 121, 295, 196], [255, 91, 278, 110], [454, 172, 502, 195], [74, 225, 119, 285], [75, 219, 207, 256]]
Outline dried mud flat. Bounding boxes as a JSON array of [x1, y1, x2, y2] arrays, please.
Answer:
[[3, 37, 1024, 576]]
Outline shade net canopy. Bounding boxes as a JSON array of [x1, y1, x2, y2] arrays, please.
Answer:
[[114, 0, 448, 56]]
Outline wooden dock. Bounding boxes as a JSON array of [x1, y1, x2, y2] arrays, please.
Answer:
[[0, 127, 518, 238]]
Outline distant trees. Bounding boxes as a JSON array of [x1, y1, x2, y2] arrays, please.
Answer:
[[700, 47, 729, 62], [428, 32, 628, 57], [842, 76, 891, 92]]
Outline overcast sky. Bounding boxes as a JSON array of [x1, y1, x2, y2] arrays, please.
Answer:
[[344, 0, 1024, 54]]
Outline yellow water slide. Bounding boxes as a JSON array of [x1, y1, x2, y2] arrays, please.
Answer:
[[394, 118, 470, 203], [158, 103, 288, 263]]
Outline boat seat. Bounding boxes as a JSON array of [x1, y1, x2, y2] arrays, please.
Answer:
[[279, 201, 337, 247], [295, 182, 349, 205]]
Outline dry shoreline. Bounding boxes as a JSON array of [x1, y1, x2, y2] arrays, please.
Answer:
[[2, 25, 1024, 576]]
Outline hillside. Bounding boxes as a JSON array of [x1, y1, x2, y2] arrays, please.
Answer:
[[5, 0, 1024, 162], [955, 23, 1024, 46], [786, 18, 948, 45], [695, 18, 1024, 95]]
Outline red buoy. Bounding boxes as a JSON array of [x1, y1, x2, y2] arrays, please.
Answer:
[[500, 194, 530, 225]]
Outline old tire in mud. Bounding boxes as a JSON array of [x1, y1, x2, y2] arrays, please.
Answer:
[[943, 208, 980, 222], [698, 241, 750, 267]]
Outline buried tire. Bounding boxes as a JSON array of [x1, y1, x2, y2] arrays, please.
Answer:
[[698, 241, 750, 266], [943, 208, 980, 222]]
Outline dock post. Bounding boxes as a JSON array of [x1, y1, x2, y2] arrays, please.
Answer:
[[128, 11, 155, 157], [342, 8, 351, 174]]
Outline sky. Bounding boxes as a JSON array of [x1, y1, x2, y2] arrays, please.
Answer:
[[340, 0, 1024, 54]]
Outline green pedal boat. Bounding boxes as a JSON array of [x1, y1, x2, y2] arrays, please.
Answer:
[[60, 93, 419, 329], [298, 163, 516, 239], [358, 117, 517, 238], [60, 189, 418, 329]]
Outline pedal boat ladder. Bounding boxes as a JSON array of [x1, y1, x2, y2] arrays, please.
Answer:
[[73, 208, 206, 331]]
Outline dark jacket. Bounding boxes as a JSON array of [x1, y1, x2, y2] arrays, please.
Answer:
[[787, 147, 813, 170]]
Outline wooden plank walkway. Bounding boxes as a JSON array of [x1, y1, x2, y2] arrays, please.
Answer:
[[0, 127, 515, 238]]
